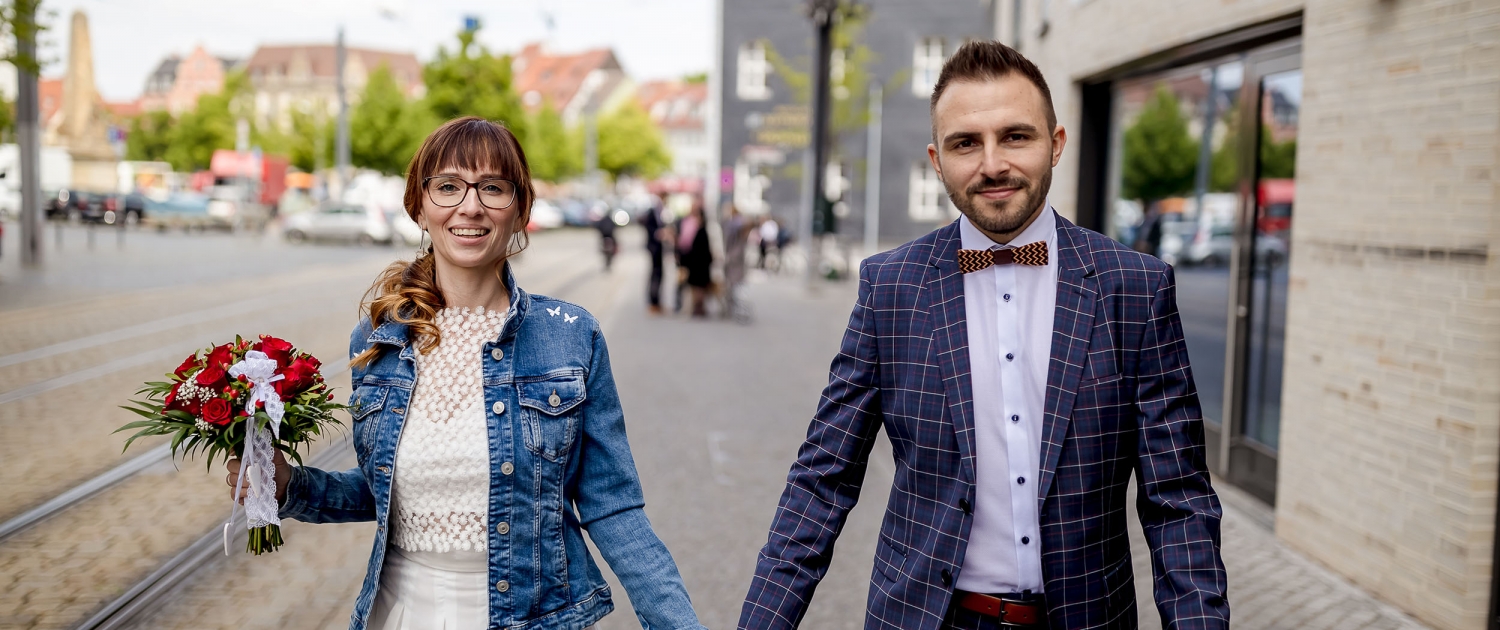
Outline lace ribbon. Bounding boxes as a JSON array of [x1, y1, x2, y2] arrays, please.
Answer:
[[223, 350, 286, 554]]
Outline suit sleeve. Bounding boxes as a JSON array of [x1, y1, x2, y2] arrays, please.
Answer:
[[1134, 266, 1231, 629], [739, 262, 884, 630]]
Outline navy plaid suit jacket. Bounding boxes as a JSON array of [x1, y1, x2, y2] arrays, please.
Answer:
[[740, 215, 1229, 629]]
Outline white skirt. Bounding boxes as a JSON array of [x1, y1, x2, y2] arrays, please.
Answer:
[[370, 546, 490, 630], [370, 546, 597, 630]]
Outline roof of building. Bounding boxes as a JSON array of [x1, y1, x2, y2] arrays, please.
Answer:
[[39, 78, 62, 124], [245, 44, 421, 88], [636, 80, 707, 131], [511, 42, 624, 113], [104, 99, 143, 118]]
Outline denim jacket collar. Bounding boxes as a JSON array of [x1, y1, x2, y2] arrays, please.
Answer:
[[366, 260, 529, 348]]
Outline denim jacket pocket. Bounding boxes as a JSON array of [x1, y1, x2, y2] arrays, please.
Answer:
[[517, 371, 587, 463], [350, 385, 388, 462]]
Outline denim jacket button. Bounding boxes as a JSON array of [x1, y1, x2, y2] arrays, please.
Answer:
[[548, 392, 562, 407], [492, 401, 506, 415], [496, 580, 509, 593], [491, 348, 503, 361], [500, 462, 514, 475], [496, 521, 510, 535]]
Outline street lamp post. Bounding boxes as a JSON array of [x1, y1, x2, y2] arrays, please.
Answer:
[[801, 0, 840, 286], [334, 26, 350, 201], [15, 0, 41, 266]]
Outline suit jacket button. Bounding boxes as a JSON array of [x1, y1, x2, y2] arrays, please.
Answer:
[[940, 569, 953, 586], [959, 498, 971, 513]]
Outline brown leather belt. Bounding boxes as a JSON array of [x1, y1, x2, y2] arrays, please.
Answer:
[[954, 590, 1046, 627]]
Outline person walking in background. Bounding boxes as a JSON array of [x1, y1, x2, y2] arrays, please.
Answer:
[[757, 216, 779, 270], [740, 41, 1227, 630], [225, 117, 706, 630], [674, 200, 713, 318], [720, 202, 752, 318], [640, 195, 669, 314]]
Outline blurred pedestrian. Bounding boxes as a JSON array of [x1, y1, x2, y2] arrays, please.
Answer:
[[721, 202, 752, 318], [639, 195, 669, 314], [675, 200, 713, 318], [757, 216, 779, 270], [740, 42, 1227, 630], [226, 117, 705, 630], [595, 206, 618, 271]]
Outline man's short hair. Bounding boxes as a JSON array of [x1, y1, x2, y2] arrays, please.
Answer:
[[929, 40, 1057, 143]]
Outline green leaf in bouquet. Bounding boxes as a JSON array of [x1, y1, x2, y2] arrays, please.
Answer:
[[164, 410, 196, 423], [112, 418, 164, 433]]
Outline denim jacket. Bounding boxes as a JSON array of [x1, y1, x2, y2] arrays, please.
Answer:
[[279, 263, 704, 630]]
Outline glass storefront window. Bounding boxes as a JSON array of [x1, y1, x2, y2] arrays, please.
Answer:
[[1107, 56, 1244, 426]]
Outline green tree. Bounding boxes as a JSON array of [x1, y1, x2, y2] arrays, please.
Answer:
[[421, 27, 526, 136], [1121, 85, 1199, 204], [1208, 110, 1298, 191], [596, 102, 670, 179], [163, 71, 253, 171], [125, 109, 173, 162], [1259, 130, 1297, 179], [522, 101, 581, 183], [351, 65, 435, 176]]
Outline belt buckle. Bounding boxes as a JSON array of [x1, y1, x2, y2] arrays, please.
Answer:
[[996, 595, 1040, 629]]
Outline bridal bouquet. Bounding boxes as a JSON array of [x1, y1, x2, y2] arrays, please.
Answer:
[[117, 335, 346, 554]]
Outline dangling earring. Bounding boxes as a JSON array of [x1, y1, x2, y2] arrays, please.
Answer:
[[416, 229, 429, 257]]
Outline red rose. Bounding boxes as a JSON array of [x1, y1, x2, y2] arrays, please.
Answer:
[[254, 336, 294, 367], [163, 382, 181, 409], [173, 354, 201, 379], [203, 398, 233, 426], [275, 357, 321, 400], [195, 365, 228, 390], [206, 344, 234, 370]]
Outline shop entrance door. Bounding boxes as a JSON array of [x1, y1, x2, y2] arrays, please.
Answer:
[[1220, 46, 1301, 503]]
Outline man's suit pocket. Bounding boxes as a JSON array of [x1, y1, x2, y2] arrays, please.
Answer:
[[872, 536, 908, 584]]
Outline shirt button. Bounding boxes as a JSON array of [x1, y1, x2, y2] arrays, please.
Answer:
[[500, 462, 514, 475], [1022, 536, 1031, 545], [1011, 414, 1020, 423], [496, 521, 510, 535], [496, 580, 510, 593], [491, 348, 504, 361], [1003, 293, 1011, 301], [492, 401, 506, 415], [1005, 353, 1015, 361], [940, 568, 953, 586], [1017, 477, 1026, 485]]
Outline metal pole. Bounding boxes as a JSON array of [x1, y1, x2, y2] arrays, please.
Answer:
[[583, 113, 598, 198], [16, 1, 40, 267], [1192, 66, 1219, 238], [803, 0, 836, 285], [334, 26, 350, 201], [862, 81, 882, 258]]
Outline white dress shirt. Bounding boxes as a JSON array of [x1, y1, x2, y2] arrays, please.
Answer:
[[953, 206, 1058, 594]]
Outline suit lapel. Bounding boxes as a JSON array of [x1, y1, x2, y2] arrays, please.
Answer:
[[927, 222, 978, 483], [1037, 215, 1098, 507]]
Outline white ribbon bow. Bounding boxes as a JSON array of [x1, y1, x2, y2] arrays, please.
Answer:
[[223, 350, 286, 554]]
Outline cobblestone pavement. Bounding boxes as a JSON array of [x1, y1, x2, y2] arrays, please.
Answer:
[[0, 222, 1436, 629]]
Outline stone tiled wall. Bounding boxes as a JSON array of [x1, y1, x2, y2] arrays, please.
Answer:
[[1011, 0, 1500, 628], [1279, 2, 1499, 628]]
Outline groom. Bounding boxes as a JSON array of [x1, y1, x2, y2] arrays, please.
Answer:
[[740, 41, 1229, 630]]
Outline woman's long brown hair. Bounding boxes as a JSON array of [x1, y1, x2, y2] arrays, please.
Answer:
[[351, 116, 536, 369]]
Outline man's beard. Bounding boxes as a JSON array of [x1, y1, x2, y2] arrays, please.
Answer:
[[944, 168, 1052, 237]]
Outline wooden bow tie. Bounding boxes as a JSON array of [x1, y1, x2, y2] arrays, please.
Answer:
[[957, 241, 1048, 273]]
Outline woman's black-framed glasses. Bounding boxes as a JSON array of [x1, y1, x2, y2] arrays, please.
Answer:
[[423, 176, 518, 210]]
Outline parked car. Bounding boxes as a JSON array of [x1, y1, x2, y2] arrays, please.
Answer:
[[143, 192, 213, 230], [45, 188, 109, 223], [556, 198, 592, 227], [527, 198, 565, 231], [101, 193, 146, 226], [283, 202, 393, 245], [387, 209, 423, 246]]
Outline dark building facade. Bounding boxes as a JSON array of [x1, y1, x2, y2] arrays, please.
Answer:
[[715, 0, 996, 246]]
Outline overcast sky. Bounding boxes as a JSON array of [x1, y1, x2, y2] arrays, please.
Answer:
[[38, 0, 715, 101]]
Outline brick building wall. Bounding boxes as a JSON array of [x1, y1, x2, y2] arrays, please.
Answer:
[[1008, 0, 1500, 628]]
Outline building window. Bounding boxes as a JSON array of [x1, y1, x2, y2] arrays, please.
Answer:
[[913, 37, 945, 96], [735, 160, 771, 214], [908, 162, 956, 222], [737, 41, 772, 101]]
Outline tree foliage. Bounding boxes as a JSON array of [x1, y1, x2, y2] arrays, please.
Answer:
[[596, 102, 670, 179], [125, 109, 173, 162], [162, 71, 253, 171], [421, 27, 525, 136], [522, 101, 581, 183], [1121, 85, 1199, 203], [351, 65, 435, 176]]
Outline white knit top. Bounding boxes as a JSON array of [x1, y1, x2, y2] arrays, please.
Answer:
[[390, 306, 507, 554]]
